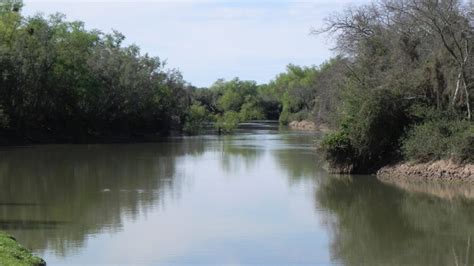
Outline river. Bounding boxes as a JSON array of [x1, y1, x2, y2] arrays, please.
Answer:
[[0, 123, 473, 265]]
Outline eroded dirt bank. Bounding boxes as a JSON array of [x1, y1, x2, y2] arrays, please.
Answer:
[[289, 120, 317, 130], [289, 120, 330, 132], [377, 160, 474, 199], [378, 160, 474, 182]]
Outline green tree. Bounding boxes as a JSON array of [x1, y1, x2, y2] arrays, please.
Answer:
[[183, 103, 210, 134], [215, 111, 240, 133], [316, 0, 474, 172], [0, 6, 192, 141]]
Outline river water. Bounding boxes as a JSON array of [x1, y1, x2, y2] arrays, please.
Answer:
[[0, 123, 473, 265]]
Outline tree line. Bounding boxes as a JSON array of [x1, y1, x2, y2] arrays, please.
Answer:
[[187, 59, 348, 134], [0, 0, 190, 142], [0, 0, 346, 140], [1, 0, 473, 169]]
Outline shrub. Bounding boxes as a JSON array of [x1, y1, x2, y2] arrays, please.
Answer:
[[279, 108, 311, 125], [322, 89, 411, 173], [321, 128, 355, 173], [183, 103, 210, 134], [288, 110, 311, 122], [215, 111, 240, 133], [402, 119, 474, 163], [279, 108, 290, 125], [239, 101, 265, 121]]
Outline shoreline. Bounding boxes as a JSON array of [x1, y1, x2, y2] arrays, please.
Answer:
[[0, 232, 45, 266], [377, 160, 474, 199], [288, 120, 330, 132], [377, 160, 474, 183]]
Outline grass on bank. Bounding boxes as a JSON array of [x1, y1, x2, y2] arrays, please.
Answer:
[[0, 232, 45, 266]]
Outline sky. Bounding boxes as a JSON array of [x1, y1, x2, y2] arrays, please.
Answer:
[[22, 0, 368, 87]]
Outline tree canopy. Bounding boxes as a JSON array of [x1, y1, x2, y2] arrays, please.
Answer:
[[318, 0, 474, 172], [0, 1, 191, 141]]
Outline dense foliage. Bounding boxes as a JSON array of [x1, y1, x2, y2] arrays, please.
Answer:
[[1, 0, 473, 169], [0, 1, 368, 140], [264, 59, 348, 126], [402, 116, 474, 163], [322, 90, 412, 172], [1, 0, 327, 138], [190, 78, 277, 133], [189, 58, 349, 133], [0, 1, 191, 142], [319, 0, 474, 172]]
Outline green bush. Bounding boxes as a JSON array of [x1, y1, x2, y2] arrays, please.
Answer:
[[215, 111, 240, 133], [183, 103, 210, 134], [279, 108, 290, 125], [402, 119, 474, 163], [239, 101, 265, 121], [288, 110, 311, 122], [322, 89, 411, 173], [321, 129, 356, 173], [278, 91, 298, 125], [279, 109, 311, 125]]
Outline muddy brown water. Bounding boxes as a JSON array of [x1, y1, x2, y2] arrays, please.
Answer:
[[0, 123, 473, 265]]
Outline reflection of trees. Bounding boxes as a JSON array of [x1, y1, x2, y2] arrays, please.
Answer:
[[317, 176, 474, 265], [380, 178, 474, 200], [214, 135, 264, 173], [0, 140, 205, 256], [271, 132, 326, 185], [272, 148, 325, 185]]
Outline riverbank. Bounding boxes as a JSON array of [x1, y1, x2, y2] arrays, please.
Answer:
[[0, 232, 45, 265], [377, 160, 474, 200], [289, 120, 330, 132], [377, 160, 474, 183]]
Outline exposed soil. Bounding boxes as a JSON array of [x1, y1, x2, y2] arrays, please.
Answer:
[[289, 120, 330, 132], [377, 160, 474, 199], [378, 160, 474, 182]]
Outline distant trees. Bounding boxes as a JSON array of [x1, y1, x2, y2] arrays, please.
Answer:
[[2, 0, 471, 155], [267, 64, 318, 125], [259, 58, 348, 126], [190, 78, 267, 133], [187, 58, 350, 132], [183, 103, 210, 134]]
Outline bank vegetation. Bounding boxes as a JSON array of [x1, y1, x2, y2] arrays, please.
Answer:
[[317, 0, 473, 173], [1, 0, 472, 174]]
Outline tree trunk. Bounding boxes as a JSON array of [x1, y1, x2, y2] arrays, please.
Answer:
[[463, 77, 471, 120], [452, 69, 462, 107]]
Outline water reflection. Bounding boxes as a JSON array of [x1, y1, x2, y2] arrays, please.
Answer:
[[273, 148, 324, 185], [0, 127, 473, 265], [380, 177, 474, 200], [217, 135, 264, 173], [0, 141, 205, 256], [317, 175, 474, 265]]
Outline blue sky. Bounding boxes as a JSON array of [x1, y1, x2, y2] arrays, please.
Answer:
[[23, 0, 368, 87]]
